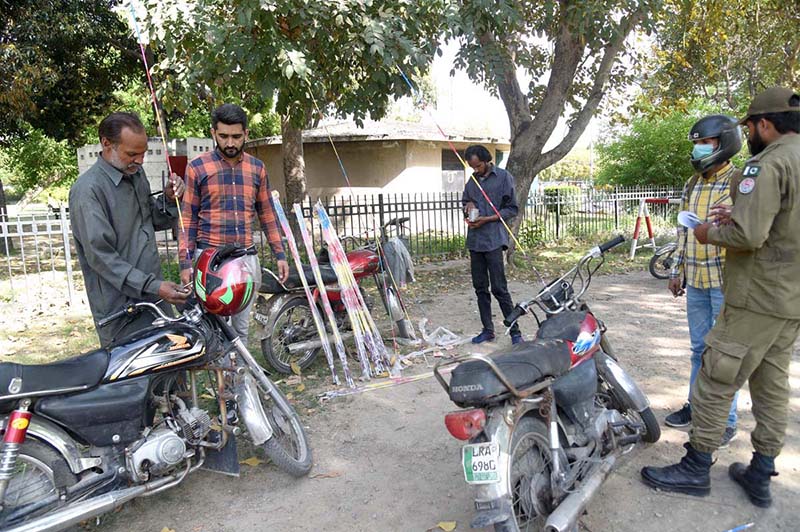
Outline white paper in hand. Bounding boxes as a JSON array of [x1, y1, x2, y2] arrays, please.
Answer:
[[678, 211, 702, 229]]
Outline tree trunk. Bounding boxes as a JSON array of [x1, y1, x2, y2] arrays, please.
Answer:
[[281, 116, 307, 237]]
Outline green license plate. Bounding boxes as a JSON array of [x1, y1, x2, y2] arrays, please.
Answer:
[[462, 442, 500, 484]]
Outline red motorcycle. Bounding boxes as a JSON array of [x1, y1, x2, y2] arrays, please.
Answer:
[[254, 217, 415, 374]]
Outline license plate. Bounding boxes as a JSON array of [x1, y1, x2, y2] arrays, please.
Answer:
[[462, 442, 500, 484]]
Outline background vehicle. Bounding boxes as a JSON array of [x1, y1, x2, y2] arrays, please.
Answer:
[[649, 241, 678, 280], [255, 217, 415, 374], [435, 236, 660, 532], [0, 246, 311, 532]]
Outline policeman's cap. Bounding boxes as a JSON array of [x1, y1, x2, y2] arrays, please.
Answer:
[[740, 87, 800, 124]]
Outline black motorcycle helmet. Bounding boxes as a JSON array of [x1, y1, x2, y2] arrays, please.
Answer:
[[688, 114, 742, 173]]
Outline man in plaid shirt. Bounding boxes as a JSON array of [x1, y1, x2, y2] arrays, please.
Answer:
[[665, 114, 742, 448], [179, 104, 289, 344]]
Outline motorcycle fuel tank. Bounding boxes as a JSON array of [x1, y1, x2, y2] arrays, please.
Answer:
[[345, 249, 380, 275], [103, 323, 209, 383]]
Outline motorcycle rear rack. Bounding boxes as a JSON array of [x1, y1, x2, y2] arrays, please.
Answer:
[[433, 353, 553, 400]]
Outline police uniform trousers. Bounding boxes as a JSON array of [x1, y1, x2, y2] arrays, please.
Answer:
[[690, 303, 800, 456]]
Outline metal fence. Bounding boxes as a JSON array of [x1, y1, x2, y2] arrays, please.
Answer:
[[1, 186, 680, 307]]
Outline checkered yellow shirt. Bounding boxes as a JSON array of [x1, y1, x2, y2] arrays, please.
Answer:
[[670, 163, 735, 289]]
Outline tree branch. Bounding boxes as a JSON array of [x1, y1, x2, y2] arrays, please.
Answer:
[[538, 10, 643, 171], [479, 32, 531, 138], [526, 13, 585, 149]]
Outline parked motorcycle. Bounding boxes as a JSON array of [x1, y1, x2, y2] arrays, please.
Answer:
[[0, 245, 311, 532], [649, 241, 678, 280], [255, 216, 416, 374], [434, 236, 660, 532]]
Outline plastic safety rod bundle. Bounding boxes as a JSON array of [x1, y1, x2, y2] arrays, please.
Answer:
[[271, 192, 339, 385], [315, 202, 394, 377], [293, 203, 354, 388]]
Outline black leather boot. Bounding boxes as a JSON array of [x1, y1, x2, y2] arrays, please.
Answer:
[[640, 443, 712, 496], [729, 452, 778, 508]]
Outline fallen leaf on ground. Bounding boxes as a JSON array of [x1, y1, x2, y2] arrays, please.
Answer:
[[199, 393, 214, 400], [239, 457, 264, 467], [310, 471, 342, 479], [285, 375, 302, 386], [290, 361, 302, 375], [296, 383, 306, 392], [428, 522, 456, 532], [160, 528, 176, 532]]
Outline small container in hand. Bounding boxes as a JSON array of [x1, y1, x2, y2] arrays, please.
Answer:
[[468, 208, 480, 222]]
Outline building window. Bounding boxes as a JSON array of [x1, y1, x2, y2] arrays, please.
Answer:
[[156, 149, 162, 155], [193, 146, 197, 152], [441, 149, 466, 193], [148, 150, 153, 155]]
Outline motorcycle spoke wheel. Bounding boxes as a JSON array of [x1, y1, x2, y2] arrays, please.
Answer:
[[0, 440, 76, 526], [501, 417, 554, 532], [648, 249, 675, 280], [262, 298, 320, 374], [4, 456, 55, 509], [254, 377, 313, 477]]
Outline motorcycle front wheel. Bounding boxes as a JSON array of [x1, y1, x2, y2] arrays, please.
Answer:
[[648, 243, 677, 280], [252, 372, 313, 477], [495, 416, 555, 532], [260, 295, 321, 374]]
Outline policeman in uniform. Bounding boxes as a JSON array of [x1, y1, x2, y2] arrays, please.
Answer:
[[640, 87, 800, 508]]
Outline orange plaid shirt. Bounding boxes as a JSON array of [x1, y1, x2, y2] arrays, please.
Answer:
[[179, 150, 285, 269]]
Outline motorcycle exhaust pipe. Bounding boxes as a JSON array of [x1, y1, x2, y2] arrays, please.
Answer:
[[5, 474, 177, 532], [287, 332, 353, 353], [544, 454, 617, 532]]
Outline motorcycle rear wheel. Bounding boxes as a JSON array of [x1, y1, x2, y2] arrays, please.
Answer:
[[261, 296, 321, 374], [0, 440, 76, 526], [496, 416, 555, 532], [252, 372, 313, 477]]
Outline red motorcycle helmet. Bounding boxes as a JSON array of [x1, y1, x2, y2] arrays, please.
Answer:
[[194, 244, 261, 316]]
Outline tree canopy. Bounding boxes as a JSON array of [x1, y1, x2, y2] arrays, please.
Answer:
[[595, 100, 747, 188], [643, 0, 799, 113], [0, 0, 140, 144]]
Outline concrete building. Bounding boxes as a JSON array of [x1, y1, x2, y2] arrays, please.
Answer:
[[246, 119, 510, 199], [76, 137, 215, 192]]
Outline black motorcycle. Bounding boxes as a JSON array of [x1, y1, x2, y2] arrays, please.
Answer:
[[0, 295, 312, 531], [435, 236, 660, 532]]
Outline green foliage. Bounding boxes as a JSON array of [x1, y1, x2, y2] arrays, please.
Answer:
[[139, 0, 450, 127], [517, 219, 546, 248], [644, 0, 799, 113], [538, 153, 592, 182], [0, 129, 78, 193], [543, 186, 581, 215], [594, 101, 747, 188], [0, 0, 140, 144]]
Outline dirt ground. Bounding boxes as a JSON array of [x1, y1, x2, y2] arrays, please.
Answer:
[[70, 266, 798, 532]]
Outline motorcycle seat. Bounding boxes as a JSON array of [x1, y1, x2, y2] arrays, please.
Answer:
[[259, 264, 339, 294], [0, 349, 109, 400], [448, 339, 572, 406]]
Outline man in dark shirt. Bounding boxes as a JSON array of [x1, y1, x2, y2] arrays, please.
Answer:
[[69, 112, 189, 346], [461, 145, 522, 344]]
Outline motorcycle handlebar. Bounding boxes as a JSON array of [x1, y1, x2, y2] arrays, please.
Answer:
[[598, 235, 625, 254], [503, 304, 527, 327], [97, 305, 137, 328]]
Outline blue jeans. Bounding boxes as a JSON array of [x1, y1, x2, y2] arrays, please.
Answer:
[[687, 285, 738, 427]]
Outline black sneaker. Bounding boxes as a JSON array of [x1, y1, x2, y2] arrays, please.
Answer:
[[665, 403, 692, 428], [719, 426, 737, 449]]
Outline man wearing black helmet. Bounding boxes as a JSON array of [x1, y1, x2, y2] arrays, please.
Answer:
[[641, 87, 800, 509], [663, 114, 741, 449]]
